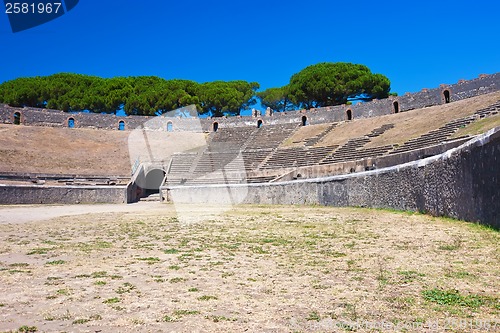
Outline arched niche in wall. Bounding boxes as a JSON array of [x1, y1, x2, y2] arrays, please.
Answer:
[[167, 121, 173, 132], [442, 90, 451, 104], [393, 101, 400, 114], [257, 119, 263, 128], [118, 120, 125, 131], [213, 122, 219, 132], [301, 116, 308, 126], [346, 109, 353, 121], [13, 112, 21, 125], [68, 118, 75, 128]]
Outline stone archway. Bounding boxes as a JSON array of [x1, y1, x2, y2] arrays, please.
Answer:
[[118, 120, 125, 131], [257, 119, 263, 128], [443, 90, 451, 104], [346, 109, 352, 121], [144, 169, 166, 196], [393, 101, 399, 114], [213, 122, 219, 132], [68, 118, 75, 128], [301, 116, 308, 126], [13, 112, 21, 125]]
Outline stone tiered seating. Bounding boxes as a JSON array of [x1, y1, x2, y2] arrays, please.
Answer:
[[303, 123, 338, 146], [168, 153, 197, 174], [389, 116, 476, 154], [367, 124, 395, 138], [320, 142, 394, 164], [261, 145, 338, 169], [245, 123, 298, 150], [210, 126, 255, 146], [474, 101, 499, 118], [242, 149, 273, 171], [194, 151, 243, 174], [165, 98, 500, 187], [318, 124, 395, 164]]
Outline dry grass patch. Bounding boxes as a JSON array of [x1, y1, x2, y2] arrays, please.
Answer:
[[0, 204, 498, 332]]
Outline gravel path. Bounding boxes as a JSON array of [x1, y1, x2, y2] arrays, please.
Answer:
[[0, 202, 165, 224]]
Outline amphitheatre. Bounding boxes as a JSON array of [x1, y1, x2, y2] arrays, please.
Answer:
[[0, 73, 499, 332]]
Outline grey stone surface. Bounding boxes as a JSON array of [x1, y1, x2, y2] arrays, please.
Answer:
[[163, 128, 500, 229], [0, 185, 127, 204]]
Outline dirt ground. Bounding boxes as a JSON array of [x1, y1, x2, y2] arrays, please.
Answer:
[[0, 203, 498, 332]]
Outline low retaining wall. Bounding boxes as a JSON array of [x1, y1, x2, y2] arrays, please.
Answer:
[[0, 185, 127, 204], [163, 127, 500, 229]]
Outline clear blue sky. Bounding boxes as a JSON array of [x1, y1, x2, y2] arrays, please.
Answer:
[[1, 0, 499, 110]]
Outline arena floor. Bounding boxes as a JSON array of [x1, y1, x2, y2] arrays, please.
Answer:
[[0, 203, 498, 332]]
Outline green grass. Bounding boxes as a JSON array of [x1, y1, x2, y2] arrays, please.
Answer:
[[46, 260, 66, 265], [56, 289, 71, 296], [27, 248, 53, 255], [137, 257, 161, 264], [306, 311, 321, 321], [173, 310, 200, 316], [116, 282, 136, 294], [398, 270, 425, 283], [170, 277, 186, 283], [197, 295, 218, 301], [103, 297, 121, 304], [206, 315, 237, 322], [168, 265, 181, 270], [8, 263, 29, 268], [422, 289, 497, 309], [91, 271, 108, 278]]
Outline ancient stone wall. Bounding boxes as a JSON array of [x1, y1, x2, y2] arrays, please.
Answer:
[[0, 184, 127, 204], [1, 73, 499, 131]]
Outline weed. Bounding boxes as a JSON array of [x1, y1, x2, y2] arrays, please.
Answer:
[[197, 295, 218, 301], [398, 270, 425, 283], [306, 311, 321, 321], [207, 315, 237, 322], [161, 315, 177, 322], [173, 310, 200, 316], [27, 248, 52, 255], [137, 257, 161, 264], [46, 260, 66, 265], [188, 288, 199, 292], [116, 282, 136, 294], [251, 246, 269, 254], [444, 270, 475, 279], [164, 248, 179, 254], [75, 274, 91, 278], [344, 241, 356, 249], [103, 297, 121, 304], [18, 326, 38, 332], [438, 237, 463, 251], [168, 265, 181, 270], [91, 271, 108, 278], [94, 280, 106, 286], [8, 263, 29, 268], [170, 277, 186, 283], [56, 289, 71, 296]]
